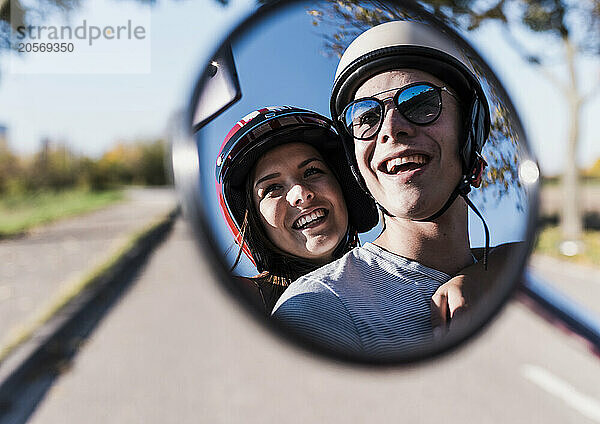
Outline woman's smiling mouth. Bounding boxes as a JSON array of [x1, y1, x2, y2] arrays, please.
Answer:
[[292, 208, 329, 230]]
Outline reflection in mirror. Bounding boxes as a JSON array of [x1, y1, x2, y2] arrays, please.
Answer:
[[181, 0, 539, 363], [192, 43, 241, 132]]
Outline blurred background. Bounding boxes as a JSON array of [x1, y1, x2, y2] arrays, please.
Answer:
[[0, 1, 599, 423]]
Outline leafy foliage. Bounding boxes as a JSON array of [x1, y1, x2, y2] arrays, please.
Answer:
[[306, 1, 418, 58], [93, 139, 168, 189], [583, 158, 600, 180], [0, 138, 168, 194]]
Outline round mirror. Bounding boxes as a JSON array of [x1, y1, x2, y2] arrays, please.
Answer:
[[172, 0, 539, 364]]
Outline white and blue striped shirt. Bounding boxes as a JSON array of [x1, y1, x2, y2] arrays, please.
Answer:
[[272, 243, 451, 358]]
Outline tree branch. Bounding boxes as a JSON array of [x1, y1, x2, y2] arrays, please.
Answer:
[[499, 23, 571, 92]]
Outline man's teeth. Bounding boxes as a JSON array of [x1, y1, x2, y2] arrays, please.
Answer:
[[294, 209, 326, 229], [385, 154, 428, 173]]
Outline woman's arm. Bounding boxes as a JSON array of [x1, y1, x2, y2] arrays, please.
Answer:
[[431, 242, 524, 332]]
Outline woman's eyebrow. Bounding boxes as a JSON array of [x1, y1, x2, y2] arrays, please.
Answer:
[[254, 172, 280, 188], [254, 158, 323, 188], [298, 157, 323, 168]]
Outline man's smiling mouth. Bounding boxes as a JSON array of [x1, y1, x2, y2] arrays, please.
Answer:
[[381, 154, 430, 175], [292, 208, 328, 230]]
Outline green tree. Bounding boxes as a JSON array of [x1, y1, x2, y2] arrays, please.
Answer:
[[135, 139, 168, 186], [1, 0, 82, 50], [583, 157, 600, 180], [25, 141, 80, 190], [0, 137, 22, 194]]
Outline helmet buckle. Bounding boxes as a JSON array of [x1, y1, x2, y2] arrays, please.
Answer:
[[470, 155, 487, 188]]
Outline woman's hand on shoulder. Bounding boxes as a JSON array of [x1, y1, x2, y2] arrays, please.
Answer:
[[430, 274, 477, 337], [431, 241, 525, 336]]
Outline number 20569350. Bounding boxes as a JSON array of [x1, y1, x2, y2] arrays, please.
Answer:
[[16, 43, 75, 53]]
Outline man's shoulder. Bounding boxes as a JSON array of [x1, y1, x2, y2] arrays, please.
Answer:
[[304, 246, 363, 277], [271, 259, 349, 312]]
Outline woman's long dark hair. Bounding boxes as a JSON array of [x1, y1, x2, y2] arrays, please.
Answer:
[[232, 163, 360, 312]]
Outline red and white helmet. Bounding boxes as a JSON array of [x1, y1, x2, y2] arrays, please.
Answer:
[[215, 106, 378, 268]]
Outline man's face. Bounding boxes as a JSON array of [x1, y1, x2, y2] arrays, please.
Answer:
[[352, 69, 463, 220]]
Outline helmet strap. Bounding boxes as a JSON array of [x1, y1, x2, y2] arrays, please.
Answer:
[[416, 179, 468, 222], [380, 175, 490, 270], [461, 192, 490, 270], [416, 177, 489, 269]]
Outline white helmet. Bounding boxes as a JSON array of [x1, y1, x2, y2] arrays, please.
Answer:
[[330, 20, 490, 186]]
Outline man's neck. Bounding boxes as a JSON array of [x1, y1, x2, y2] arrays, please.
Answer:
[[374, 200, 472, 275]]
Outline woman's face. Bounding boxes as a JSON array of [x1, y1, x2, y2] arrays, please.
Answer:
[[252, 142, 349, 264]]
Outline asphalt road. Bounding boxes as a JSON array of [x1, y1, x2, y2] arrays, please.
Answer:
[[25, 219, 600, 424], [0, 187, 177, 351], [529, 255, 600, 316]]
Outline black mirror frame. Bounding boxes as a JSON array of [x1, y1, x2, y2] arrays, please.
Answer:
[[173, 0, 541, 366]]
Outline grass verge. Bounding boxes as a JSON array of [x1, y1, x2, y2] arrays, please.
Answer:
[[0, 209, 176, 363], [535, 225, 600, 267], [0, 189, 124, 238]]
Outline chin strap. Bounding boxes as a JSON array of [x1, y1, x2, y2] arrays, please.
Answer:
[[461, 193, 490, 270], [416, 181, 466, 222], [381, 186, 490, 270], [410, 155, 490, 269], [412, 178, 489, 270]]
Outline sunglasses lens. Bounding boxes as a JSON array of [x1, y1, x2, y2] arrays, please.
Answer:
[[344, 99, 382, 139], [396, 84, 441, 124]]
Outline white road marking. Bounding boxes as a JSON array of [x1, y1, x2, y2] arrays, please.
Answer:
[[521, 364, 600, 423]]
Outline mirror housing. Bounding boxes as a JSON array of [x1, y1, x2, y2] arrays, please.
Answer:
[[172, 0, 540, 364]]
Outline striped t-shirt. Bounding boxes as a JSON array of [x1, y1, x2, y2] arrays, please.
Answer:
[[272, 243, 451, 359]]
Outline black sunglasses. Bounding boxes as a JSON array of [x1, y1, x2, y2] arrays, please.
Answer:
[[339, 82, 459, 141]]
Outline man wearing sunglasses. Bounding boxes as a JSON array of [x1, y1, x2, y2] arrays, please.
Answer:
[[272, 21, 492, 359]]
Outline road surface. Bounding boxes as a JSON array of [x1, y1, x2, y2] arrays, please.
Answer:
[[530, 255, 600, 316], [25, 219, 600, 424], [0, 187, 177, 351]]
